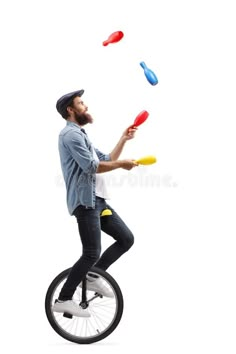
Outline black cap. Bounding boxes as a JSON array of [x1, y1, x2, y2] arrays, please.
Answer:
[[56, 89, 84, 117]]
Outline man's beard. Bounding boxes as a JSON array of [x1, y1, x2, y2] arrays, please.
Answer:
[[74, 112, 93, 126]]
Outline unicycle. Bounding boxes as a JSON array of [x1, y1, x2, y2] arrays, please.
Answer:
[[45, 266, 124, 344]]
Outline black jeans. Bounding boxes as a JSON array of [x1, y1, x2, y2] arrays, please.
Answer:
[[59, 197, 134, 301]]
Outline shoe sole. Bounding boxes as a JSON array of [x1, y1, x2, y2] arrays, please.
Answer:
[[52, 307, 90, 318]]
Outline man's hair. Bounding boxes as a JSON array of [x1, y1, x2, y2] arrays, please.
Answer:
[[61, 98, 75, 119]]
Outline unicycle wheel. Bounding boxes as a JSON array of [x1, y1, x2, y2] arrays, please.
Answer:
[[45, 267, 124, 344]]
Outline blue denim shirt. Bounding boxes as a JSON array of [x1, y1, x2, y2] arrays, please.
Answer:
[[58, 121, 111, 215]]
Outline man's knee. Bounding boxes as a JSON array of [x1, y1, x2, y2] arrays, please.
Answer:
[[83, 248, 101, 263], [123, 232, 134, 251]]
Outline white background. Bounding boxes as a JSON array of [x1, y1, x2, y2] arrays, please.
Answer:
[[0, 0, 236, 353]]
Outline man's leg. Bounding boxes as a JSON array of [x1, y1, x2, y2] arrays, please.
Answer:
[[95, 204, 134, 271], [58, 206, 101, 301]]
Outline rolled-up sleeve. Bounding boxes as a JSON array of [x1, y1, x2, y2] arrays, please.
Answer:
[[64, 131, 99, 174], [94, 148, 111, 161]]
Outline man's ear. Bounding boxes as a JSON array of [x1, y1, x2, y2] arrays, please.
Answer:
[[67, 106, 74, 115]]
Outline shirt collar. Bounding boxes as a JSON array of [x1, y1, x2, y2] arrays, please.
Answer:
[[66, 121, 82, 130], [66, 121, 87, 135]]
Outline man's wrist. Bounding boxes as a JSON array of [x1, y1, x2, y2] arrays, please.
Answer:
[[120, 136, 127, 144]]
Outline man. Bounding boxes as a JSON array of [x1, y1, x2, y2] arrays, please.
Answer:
[[53, 89, 138, 317]]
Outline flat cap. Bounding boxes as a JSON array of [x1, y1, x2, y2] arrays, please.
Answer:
[[56, 89, 84, 116]]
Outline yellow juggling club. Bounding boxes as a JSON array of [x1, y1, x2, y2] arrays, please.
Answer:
[[101, 209, 112, 217], [135, 155, 157, 165]]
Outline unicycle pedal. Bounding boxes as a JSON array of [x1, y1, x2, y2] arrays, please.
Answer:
[[95, 292, 103, 298], [63, 312, 73, 319]]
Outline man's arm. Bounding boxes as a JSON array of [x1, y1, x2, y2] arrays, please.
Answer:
[[97, 159, 138, 173], [64, 131, 98, 174], [109, 138, 126, 161], [110, 127, 138, 161]]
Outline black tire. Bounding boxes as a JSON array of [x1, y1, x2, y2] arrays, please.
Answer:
[[45, 267, 124, 344]]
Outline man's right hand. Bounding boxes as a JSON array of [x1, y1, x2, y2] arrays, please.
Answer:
[[119, 159, 139, 170]]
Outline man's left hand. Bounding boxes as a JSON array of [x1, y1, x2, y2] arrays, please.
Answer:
[[121, 126, 138, 141]]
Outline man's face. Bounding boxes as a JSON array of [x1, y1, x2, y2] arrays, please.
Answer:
[[69, 96, 93, 125]]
